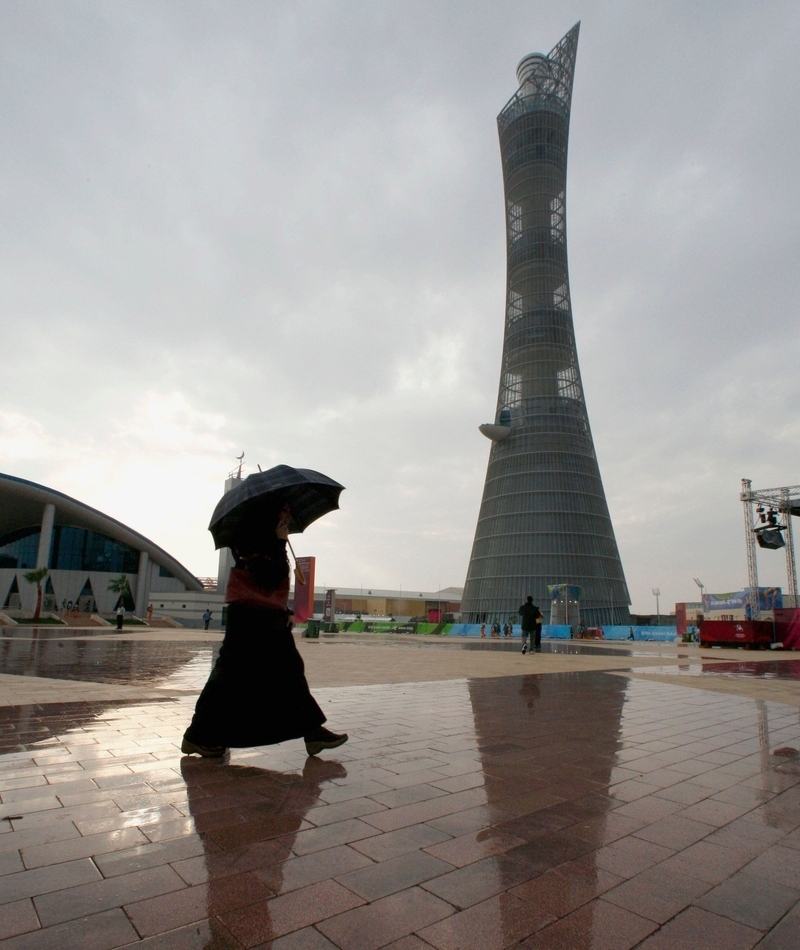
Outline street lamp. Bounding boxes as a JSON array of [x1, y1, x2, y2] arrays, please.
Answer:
[[693, 577, 705, 609], [652, 588, 661, 626], [692, 578, 705, 640]]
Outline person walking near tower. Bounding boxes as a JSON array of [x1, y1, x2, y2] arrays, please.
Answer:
[[519, 596, 542, 654]]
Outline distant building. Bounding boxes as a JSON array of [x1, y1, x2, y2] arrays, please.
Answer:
[[151, 585, 463, 628], [0, 473, 202, 616]]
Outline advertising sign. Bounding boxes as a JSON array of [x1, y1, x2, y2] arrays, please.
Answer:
[[292, 556, 315, 623], [704, 588, 782, 612], [547, 584, 583, 599], [364, 622, 417, 634], [323, 589, 336, 622]]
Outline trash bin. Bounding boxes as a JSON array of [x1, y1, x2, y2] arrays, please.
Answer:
[[306, 620, 319, 638]]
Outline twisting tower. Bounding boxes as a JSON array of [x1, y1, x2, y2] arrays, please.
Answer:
[[461, 23, 630, 625]]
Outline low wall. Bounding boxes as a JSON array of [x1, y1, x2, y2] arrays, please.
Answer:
[[319, 620, 679, 642], [446, 624, 678, 641]]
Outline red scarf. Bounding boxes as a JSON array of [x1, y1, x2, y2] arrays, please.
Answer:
[[225, 568, 290, 611]]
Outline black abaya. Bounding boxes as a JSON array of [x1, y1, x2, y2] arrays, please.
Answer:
[[185, 604, 325, 749]]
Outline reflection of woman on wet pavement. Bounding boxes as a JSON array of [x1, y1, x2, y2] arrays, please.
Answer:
[[182, 498, 348, 758]]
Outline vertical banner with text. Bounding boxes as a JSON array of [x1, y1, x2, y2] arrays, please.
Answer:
[[293, 556, 316, 622], [323, 589, 336, 622]]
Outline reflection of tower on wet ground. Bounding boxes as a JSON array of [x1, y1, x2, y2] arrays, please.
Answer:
[[466, 672, 628, 919]]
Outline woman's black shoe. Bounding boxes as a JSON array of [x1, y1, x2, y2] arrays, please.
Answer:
[[305, 727, 348, 756], [181, 737, 227, 757]]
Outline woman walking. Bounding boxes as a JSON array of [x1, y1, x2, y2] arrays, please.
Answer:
[[182, 468, 348, 758]]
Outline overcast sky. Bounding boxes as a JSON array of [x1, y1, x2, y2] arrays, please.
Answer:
[[1, 0, 799, 612]]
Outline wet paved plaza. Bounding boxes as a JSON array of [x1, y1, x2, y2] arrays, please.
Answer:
[[1, 631, 800, 948]]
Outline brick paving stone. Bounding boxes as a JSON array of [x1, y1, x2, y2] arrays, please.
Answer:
[[756, 902, 800, 949], [254, 845, 373, 895], [420, 853, 537, 909], [0, 907, 138, 950], [425, 805, 508, 838], [0, 858, 102, 905], [335, 849, 454, 901], [349, 824, 452, 862], [0, 852, 24, 877], [316, 886, 454, 950], [20, 826, 148, 869], [602, 864, 710, 924], [360, 788, 488, 833], [92, 831, 209, 877], [694, 869, 799, 931], [0, 899, 39, 941], [634, 905, 762, 949], [742, 844, 800, 889], [630, 813, 715, 850], [592, 835, 675, 879], [509, 855, 623, 917], [256, 927, 339, 950], [125, 873, 273, 937], [518, 897, 657, 949], [304, 797, 387, 827], [116, 918, 243, 949], [287, 818, 382, 856], [34, 863, 186, 926], [418, 892, 554, 950], [422, 828, 526, 867], [379, 937, 432, 950], [219, 879, 365, 947]]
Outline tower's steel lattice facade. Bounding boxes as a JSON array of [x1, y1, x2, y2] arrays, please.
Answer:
[[462, 23, 630, 626]]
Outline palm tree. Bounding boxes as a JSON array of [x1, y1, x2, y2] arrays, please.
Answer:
[[107, 574, 131, 611], [23, 567, 49, 621]]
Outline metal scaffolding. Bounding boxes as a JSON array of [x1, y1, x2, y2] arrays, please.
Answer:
[[462, 23, 630, 625], [740, 478, 799, 620]]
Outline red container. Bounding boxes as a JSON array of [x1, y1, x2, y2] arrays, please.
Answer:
[[699, 620, 774, 648], [774, 608, 800, 649]]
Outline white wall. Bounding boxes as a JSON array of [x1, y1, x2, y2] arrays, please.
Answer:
[[151, 591, 226, 628]]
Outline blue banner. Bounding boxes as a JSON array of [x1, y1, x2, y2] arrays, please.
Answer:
[[704, 588, 782, 612]]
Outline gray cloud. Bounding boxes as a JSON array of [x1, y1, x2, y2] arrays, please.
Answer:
[[1, 0, 799, 611]]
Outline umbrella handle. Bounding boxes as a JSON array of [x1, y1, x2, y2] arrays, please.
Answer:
[[286, 538, 305, 586]]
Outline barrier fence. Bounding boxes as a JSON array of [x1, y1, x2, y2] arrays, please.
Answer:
[[329, 620, 678, 641]]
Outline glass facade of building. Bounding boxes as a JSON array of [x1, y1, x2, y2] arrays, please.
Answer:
[[461, 24, 631, 626], [0, 525, 140, 574]]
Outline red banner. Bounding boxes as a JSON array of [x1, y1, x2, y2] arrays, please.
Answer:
[[292, 556, 315, 623]]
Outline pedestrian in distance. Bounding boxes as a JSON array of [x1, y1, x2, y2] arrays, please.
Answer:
[[202, 608, 213, 630], [480, 622, 486, 638], [182, 495, 348, 759], [116, 604, 125, 630], [519, 596, 543, 654], [147, 603, 154, 622]]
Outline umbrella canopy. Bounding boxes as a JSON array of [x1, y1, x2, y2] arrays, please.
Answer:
[[209, 465, 344, 549]]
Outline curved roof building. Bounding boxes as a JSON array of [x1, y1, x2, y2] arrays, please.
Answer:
[[0, 472, 202, 616], [461, 24, 631, 626]]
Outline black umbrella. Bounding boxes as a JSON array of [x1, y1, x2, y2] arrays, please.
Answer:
[[209, 464, 345, 549]]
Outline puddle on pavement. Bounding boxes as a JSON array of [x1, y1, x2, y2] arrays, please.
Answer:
[[0, 635, 218, 690], [635, 659, 800, 680]]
